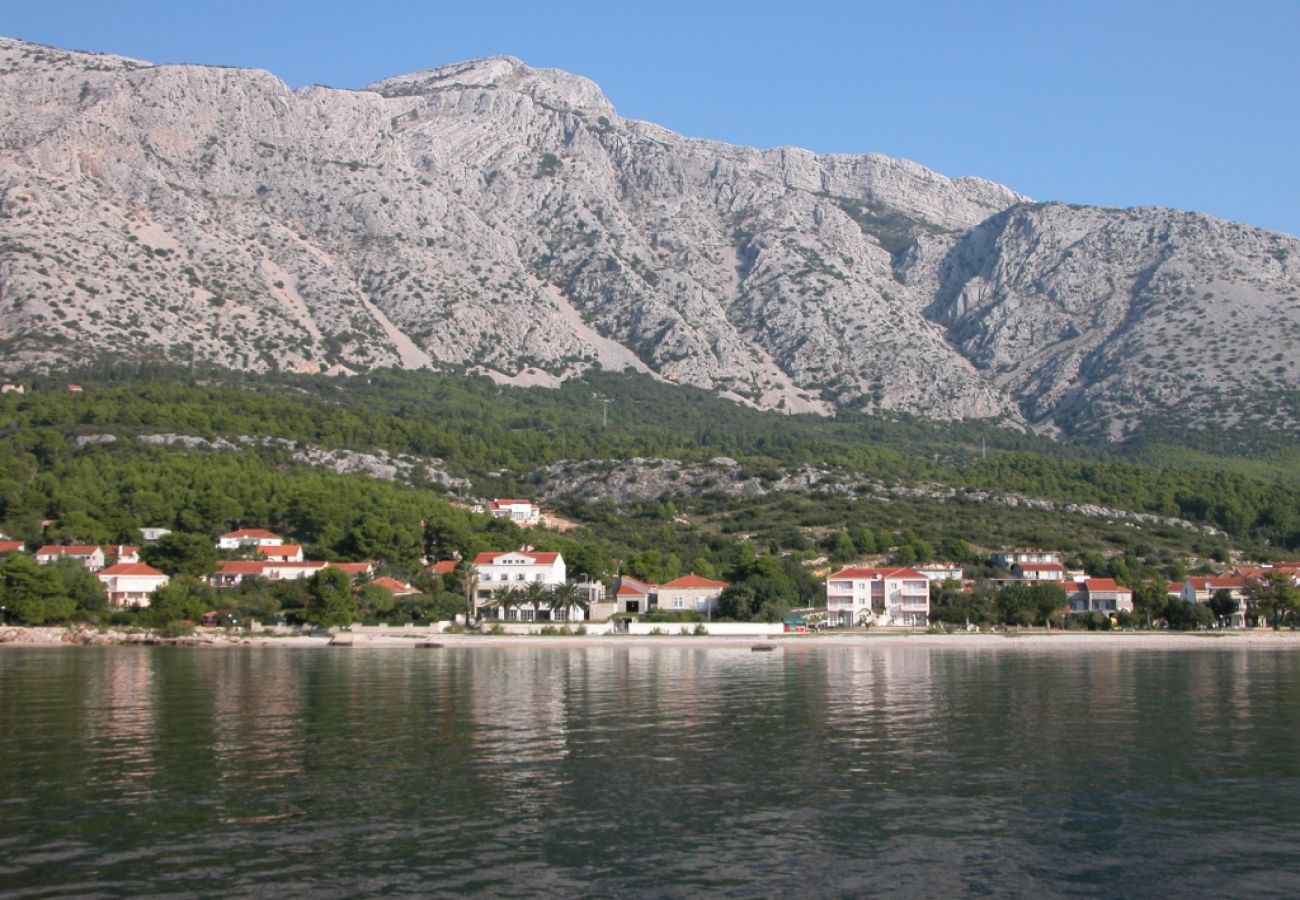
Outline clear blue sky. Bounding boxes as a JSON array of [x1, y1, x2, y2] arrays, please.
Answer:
[[6, 0, 1299, 236]]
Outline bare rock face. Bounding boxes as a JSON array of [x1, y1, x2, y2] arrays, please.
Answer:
[[2, 37, 1298, 441]]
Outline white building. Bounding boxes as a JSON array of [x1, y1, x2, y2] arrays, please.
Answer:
[[97, 562, 169, 608], [657, 574, 728, 617], [485, 499, 542, 526], [914, 563, 965, 583], [217, 528, 285, 550], [991, 549, 1061, 569], [35, 545, 106, 571], [473, 549, 568, 620], [1011, 562, 1066, 581], [138, 527, 172, 543], [825, 566, 930, 627]]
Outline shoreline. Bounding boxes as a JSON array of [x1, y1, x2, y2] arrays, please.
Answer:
[[4, 626, 1300, 651]]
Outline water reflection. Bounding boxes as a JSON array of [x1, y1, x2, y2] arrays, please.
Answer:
[[3, 645, 1300, 896]]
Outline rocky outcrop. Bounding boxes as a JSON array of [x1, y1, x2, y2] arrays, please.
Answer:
[[1, 37, 1297, 440], [530, 457, 1224, 535]]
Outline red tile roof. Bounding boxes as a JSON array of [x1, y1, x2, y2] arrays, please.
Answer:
[[474, 550, 560, 565], [99, 562, 166, 577], [660, 574, 728, 590], [828, 566, 926, 581], [36, 545, 101, 556], [214, 561, 270, 575], [329, 562, 374, 576], [425, 560, 456, 576], [221, 528, 281, 540], [0, 541, 23, 553], [370, 576, 417, 595], [1084, 578, 1129, 593], [255, 545, 302, 557]]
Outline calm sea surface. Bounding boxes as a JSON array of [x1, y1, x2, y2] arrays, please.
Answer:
[[2, 644, 1300, 897]]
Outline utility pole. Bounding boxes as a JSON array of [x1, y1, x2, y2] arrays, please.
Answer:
[[602, 397, 611, 429]]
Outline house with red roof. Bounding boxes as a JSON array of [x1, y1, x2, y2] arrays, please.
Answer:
[[425, 560, 457, 577], [209, 560, 271, 588], [108, 544, 141, 564], [1178, 575, 1247, 606], [615, 575, 656, 614], [369, 576, 418, 597], [1011, 561, 1066, 582], [217, 528, 284, 550], [473, 548, 567, 620], [657, 574, 729, 617], [35, 544, 106, 571], [825, 566, 930, 627], [255, 544, 304, 562], [0, 540, 24, 555], [97, 562, 169, 608], [1067, 579, 1134, 615], [485, 499, 541, 525], [329, 561, 375, 580]]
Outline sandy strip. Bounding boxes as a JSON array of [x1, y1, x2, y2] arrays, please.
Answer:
[[5, 628, 1300, 651]]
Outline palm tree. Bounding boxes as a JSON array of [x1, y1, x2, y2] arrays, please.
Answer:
[[484, 585, 519, 621], [522, 580, 549, 622], [548, 580, 590, 623]]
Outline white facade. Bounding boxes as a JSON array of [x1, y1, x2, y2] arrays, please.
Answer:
[[825, 566, 930, 627], [473, 550, 569, 620], [97, 563, 169, 608], [486, 500, 542, 525], [991, 549, 1061, 569], [217, 529, 285, 550], [35, 545, 106, 571]]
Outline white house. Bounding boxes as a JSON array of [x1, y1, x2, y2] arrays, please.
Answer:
[[825, 566, 930, 627], [914, 563, 965, 583], [485, 499, 542, 526], [1067, 579, 1134, 615], [97, 562, 169, 608], [615, 576, 656, 614], [138, 527, 172, 542], [991, 549, 1061, 569], [255, 544, 304, 562], [217, 528, 284, 550], [108, 544, 141, 564], [35, 545, 106, 571], [657, 574, 728, 617], [1011, 562, 1066, 581], [473, 549, 567, 619]]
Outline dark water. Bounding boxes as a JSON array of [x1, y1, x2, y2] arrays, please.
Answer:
[[2, 645, 1300, 897]]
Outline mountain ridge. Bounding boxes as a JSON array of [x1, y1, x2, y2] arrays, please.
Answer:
[[1, 36, 1297, 442]]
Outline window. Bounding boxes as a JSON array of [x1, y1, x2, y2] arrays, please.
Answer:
[[522, 609, 534, 621], [554, 609, 567, 622]]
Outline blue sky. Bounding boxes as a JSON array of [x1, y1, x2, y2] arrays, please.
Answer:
[[6, 0, 1299, 236]]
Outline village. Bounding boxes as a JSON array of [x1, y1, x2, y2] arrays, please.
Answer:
[[3, 496, 1299, 634]]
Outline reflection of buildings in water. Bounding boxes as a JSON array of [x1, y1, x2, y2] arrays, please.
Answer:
[[818, 648, 938, 772], [468, 650, 577, 814], [82, 649, 158, 783], [209, 652, 307, 781]]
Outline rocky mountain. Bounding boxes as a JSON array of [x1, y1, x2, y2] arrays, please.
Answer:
[[1, 37, 1297, 441]]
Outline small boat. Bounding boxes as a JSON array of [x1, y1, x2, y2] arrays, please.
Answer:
[[751, 643, 778, 652]]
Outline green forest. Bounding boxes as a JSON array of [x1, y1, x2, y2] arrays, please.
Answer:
[[0, 365, 1296, 629]]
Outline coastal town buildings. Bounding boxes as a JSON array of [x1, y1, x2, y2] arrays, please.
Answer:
[[991, 549, 1061, 569], [35, 544, 106, 571], [1067, 579, 1135, 615], [825, 566, 931, 627], [217, 528, 284, 550], [97, 562, 169, 607], [484, 499, 542, 526]]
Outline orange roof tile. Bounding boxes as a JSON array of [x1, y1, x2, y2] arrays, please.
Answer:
[[98, 562, 166, 577], [660, 574, 728, 590]]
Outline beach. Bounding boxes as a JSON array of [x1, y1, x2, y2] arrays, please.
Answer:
[[4, 625, 1300, 650]]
